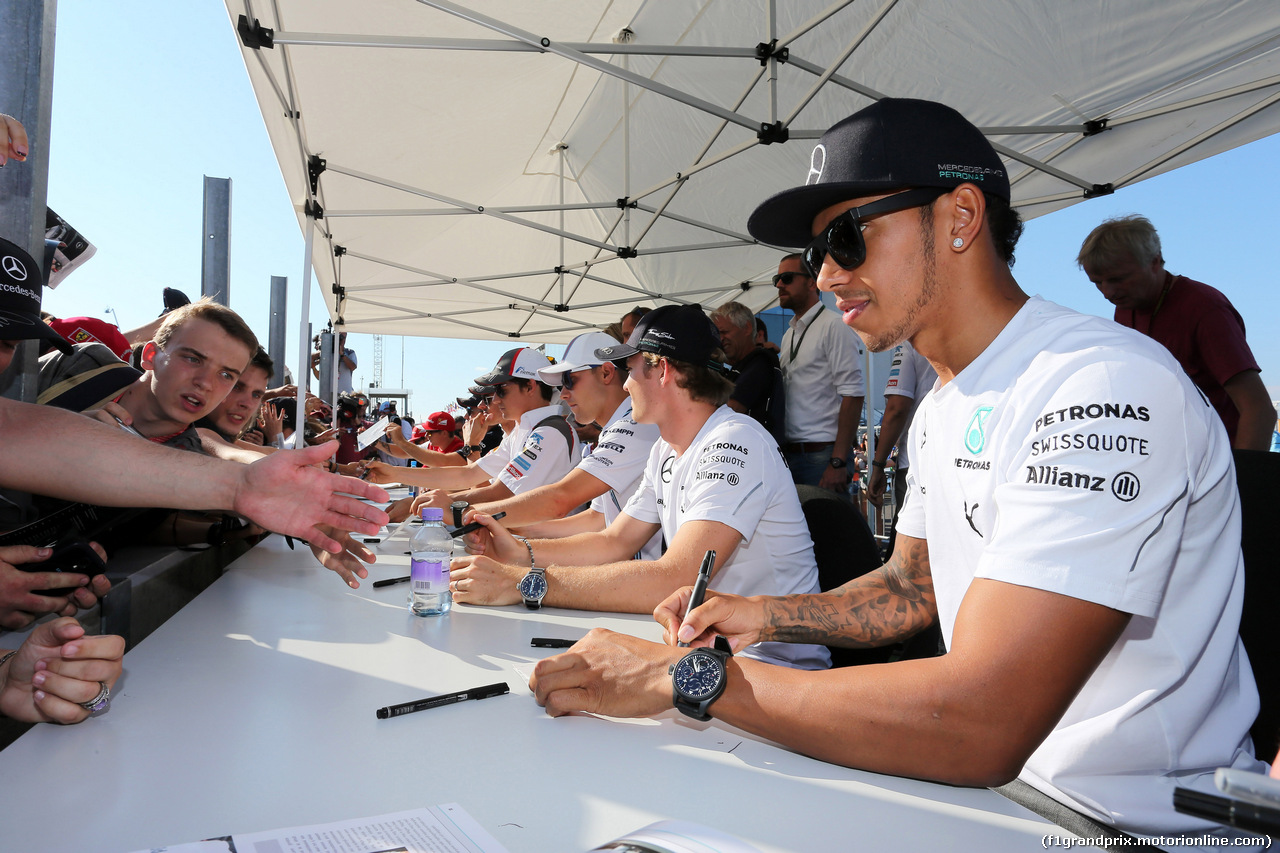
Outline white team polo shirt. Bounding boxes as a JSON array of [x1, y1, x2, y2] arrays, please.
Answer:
[[896, 297, 1262, 835], [478, 405, 581, 495], [580, 398, 663, 561], [623, 405, 830, 670]]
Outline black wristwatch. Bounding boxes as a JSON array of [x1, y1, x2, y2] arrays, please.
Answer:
[[828, 456, 847, 469], [518, 565, 548, 610], [669, 635, 733, 721]]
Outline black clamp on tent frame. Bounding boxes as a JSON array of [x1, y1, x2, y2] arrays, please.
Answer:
[[307, 155, 326, 196], [739, 281, 751, 291], [755, 40, 789, 66], [1084, 183, 1114, 199], [554, 304, 569, 312], [616, 198, 637, 209], [333, 246, 346, 257], [758, 121, 788, 145], [237, 16, 275, 50], [616, 247, 638, 259], [1083, 118, 1109, 137], [304, 199, 324, 220]]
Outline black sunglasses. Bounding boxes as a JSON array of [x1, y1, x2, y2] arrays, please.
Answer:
[[802, 188, 947, 278], [771, 271, 810, 287], [560, 367, 595, 391]]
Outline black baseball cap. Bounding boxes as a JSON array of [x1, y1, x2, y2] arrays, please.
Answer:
[[476, 347, 554, 386], [748, 98, 1009, 248], [594, 304, 729, 374], [0, 236, 71, 353]]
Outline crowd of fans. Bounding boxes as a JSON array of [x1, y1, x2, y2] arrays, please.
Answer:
[[4, 94, 1278, 843]]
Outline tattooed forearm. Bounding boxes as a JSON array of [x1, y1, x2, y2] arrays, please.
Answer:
[[761, 537, 937, 648]]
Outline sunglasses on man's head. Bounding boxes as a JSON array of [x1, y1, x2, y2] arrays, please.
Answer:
[[802, 187, 947, 278], [771, 271, 810, 287], [560, 366, 594, 391]]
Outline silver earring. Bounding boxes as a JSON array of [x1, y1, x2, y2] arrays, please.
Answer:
[[952, 237, 964, 248]]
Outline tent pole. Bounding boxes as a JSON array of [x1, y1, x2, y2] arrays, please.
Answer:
[[558, 143, 566, 306], [295, 212, 316, 446], [784, 0, 899, 128], [617, 26, 633, 251], [767, 0, 778, 124], [416, 0, 761, 132]]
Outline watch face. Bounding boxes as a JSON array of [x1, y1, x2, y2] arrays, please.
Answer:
[[672, 651, 724, 700], [519, 572, 547, 600]]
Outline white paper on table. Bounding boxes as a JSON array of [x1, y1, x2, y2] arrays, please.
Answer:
[[128, 804, 508, 853], [359, 416, 391, 450]]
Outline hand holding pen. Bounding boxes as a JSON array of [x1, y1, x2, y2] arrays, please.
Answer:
[[677, 549, 715, 648]]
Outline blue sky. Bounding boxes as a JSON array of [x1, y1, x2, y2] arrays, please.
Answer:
[[38, 1, 1280, 421]]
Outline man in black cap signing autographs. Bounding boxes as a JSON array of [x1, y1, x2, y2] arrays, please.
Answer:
[[528, 99, 1263, 839], [455, 305, 828, 671]]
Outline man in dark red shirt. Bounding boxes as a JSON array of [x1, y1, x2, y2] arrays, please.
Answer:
[[1078, 215, 1275, 450]]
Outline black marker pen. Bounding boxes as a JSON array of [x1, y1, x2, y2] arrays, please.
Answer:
[[530, 637, 576, 649], [677, 549, 716, 648], [372, 575, 411, 589], [449, 511, 506, 538], [376, 682, 510, 719]]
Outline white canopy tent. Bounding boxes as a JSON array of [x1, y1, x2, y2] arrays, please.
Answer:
[[224, 0, 1280, 345]]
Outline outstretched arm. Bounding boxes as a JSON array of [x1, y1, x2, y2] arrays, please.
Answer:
[[0, 398, 388, 552]]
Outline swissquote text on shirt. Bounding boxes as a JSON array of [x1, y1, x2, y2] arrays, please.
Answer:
[[579, 399, 663, 561], [623, 405, 830, 671], [895, 296, 1263, 835]]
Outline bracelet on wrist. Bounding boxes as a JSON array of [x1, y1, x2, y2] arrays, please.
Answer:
[[0, 650, 17, 670], [871, 460, 887, 469], [513, 535, 536, 570]]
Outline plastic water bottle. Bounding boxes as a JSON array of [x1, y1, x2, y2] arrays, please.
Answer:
[[409, 507, 452, 616]]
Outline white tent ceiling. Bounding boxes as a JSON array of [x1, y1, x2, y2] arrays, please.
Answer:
[[225, 0, 1280, 344]]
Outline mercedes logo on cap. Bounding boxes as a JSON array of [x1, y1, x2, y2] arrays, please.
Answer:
[[806, 144, 826, 186], [2, 254, 28, 281]]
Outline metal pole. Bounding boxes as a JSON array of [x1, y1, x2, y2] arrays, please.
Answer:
[[268, 275, 288, 383], [295, 215, 316, 446], [0, 0, 56, 404], [201, 176, 232, 305], [329, 328, 340, 405]]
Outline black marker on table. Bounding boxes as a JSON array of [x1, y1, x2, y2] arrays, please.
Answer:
[[376, 682, 509, 719], [372, 575, 411, 589], [677, 549, 716, 648], [530, 637, 576, 649]]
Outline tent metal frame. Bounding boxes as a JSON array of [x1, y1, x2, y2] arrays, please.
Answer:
[[232, 0, 1280, 396]]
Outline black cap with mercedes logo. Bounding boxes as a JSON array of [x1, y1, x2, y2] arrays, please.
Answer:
[[0, 236, 72, 353], [593, 304, 731, 374]]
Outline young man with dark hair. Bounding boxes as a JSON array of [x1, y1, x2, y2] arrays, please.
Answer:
[[196, 347, 273, 447], [527, 98, 1262, 839], [452, 306, 828, 671]]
